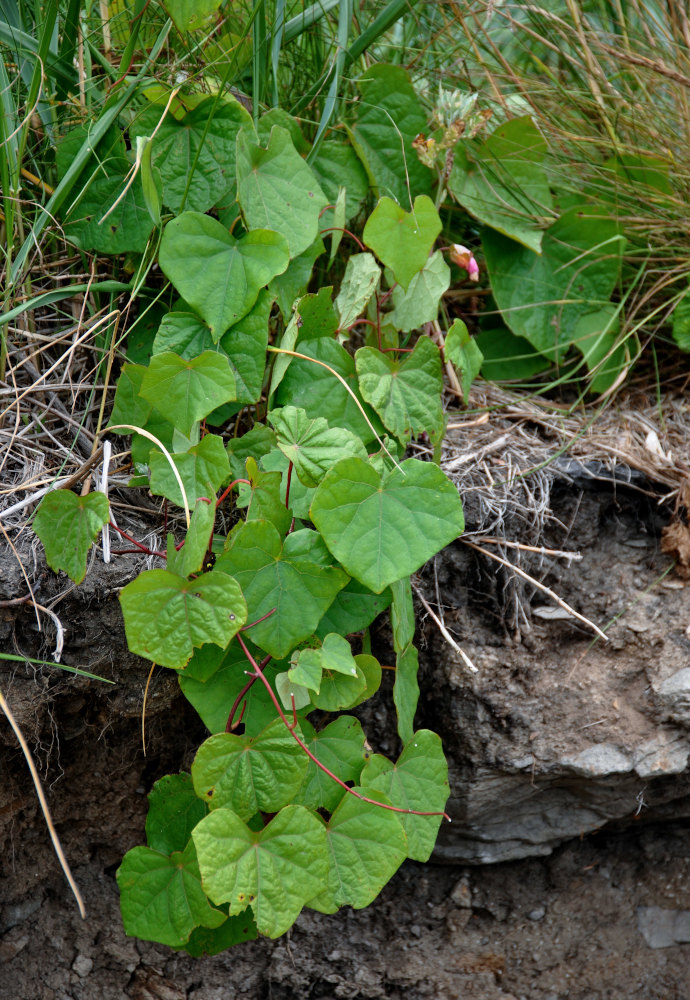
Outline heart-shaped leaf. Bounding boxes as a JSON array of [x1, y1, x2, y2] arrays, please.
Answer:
[[268, 406, 368, 487], [140, 351, 236, 436], [236, 126, 327, 258], [145, 773, 207, 855], [216, 521, 348, 659], [119, 568, 247, 669], [363, 195, 441, 289], [356, 336, 443, 441], [149, 433, 230, 507], [389, 251, 450, 333], [33, 490, 110, 584], [292, 717, 367, 813], [192, 805, 329, 937], [360, 731, 449, 862], [159, 212, 289, 340], [191, 718, 308, 819], [311, 458, 465, 593]]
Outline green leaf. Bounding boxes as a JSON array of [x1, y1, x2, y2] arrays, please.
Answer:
[[393, 642, 419, 745], [293, 717, 367, 813], [448, 116, 554, 253], [236, 457, 292, 536], [65, 173, 154, 253], [167, 498, 215, 578], [179, 646, 285, 736], [226, 425, 277, 481], [33, 491, 109, 584], [311, 458, 465, 593], [268, 405, 368, 486], [390, 577, 414, 652], [476, 327, 547, 381], [363, 195, 441, 289], [137, 135, 162, 225], [261, 448, 315, 520], [445, 319, 484, 399], [159, 213, 289, 340], [119, 569, 247, 669], [192, 805, 329, 937], [315, 579, 392, 639], [388, 251, 450, 333], [145, 773, 207, 855], [191, 717, 308, 819], [274, 338, 383, 445], [356, 337, 443, 442], [360, 731, 449, 862], [293, 287, 339, 341], [350, 652, 382, 708], [181, 910, 258, 955], [130, 98, 253, 214], [573, 307, 626, 393], [216, 521, 349, 659], [672, 286, 690, 351], [288, 632, 359, 696], [149, 433, 230, 507], [162, 0, 224, 34], [312, 140, 369, 227], [117, 841, 225, 947], [275, 672, 312, 711], [351, 64, 431, 204], [270, 240, 325, 320], [335, 252, 380, 330], [236, 126, 328, 258], [108, 363, 152, 429], [287, 649, 323, 693], [483, 206, 625, 360], [152, 307, 215, 359], [140, 351, 236, 436], [307, 790, 407, 913]]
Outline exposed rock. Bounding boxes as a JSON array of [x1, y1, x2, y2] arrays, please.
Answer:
[[637, 906, 690, 948], [654, 668, 690, 726]]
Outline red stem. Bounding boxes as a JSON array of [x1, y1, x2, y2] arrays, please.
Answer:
[[235, 634, 450, 822], [285, 461, 293, 509], [226, 652, 271, 731], [109, 522, 164, 559], [216, 479, 251, 508], [319, 226, 365, 252]]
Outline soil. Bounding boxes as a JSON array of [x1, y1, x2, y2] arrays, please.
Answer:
[[1, 478, 690, 999]]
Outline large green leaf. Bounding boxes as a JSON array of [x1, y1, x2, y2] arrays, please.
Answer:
[[119, 569, 247, 669], [356, 337, 443, 441], [162, 0, 224, 34], [65, 173, 154, 253], [108, 363, 152, 429], [159, 212, 289, 340], [360, 731, 449, 862], [268, 405, 368, 487], [307, 790, 407, 913], [483, 206, 624, 360], [388, 251, 450, 333], [148, 433, 230, 507], [270, 240, 325, 320], [311, 458, 465, 593], [117, 841, 226, 948], [448, 116, 554, 253], [192, 805, 329, 937], [216, 521, 349, 659], [351, 64, 432, 204], [363, 195, 441, 289], [140, 351, 236, 436], [145, 773, 207, 855], [274, 338, 383, 445], [236, 126, 327, 258], [181, 910, 258, 956], [315, 579, 392, 639], [191, 718, 308, 819], [131, 97, 253, 213], [292, 717, 367, 813], [312, 140, 369, 227], [33, 491, 109, 584]]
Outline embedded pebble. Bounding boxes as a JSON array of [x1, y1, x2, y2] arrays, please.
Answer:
[[528, 907, 546, 921], [72, 955, 93, 977]]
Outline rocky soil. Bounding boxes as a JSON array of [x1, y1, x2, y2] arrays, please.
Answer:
[[1, 472, 689, 999]]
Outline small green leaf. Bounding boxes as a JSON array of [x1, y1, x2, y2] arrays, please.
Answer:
[[216, 521, 349, 659], [191, 717, 309, 819], [138, 135, 162, 226], [356, 337, 443, 442], [275, 672, 312, 710], [226, 425, 277, 481], [181, 911, 258, 955], [309, 660, 367, 712], [307, 789, 407, 913], [390, 577, 414, 652], [236, 126, 328, 258], [268, 406, 368, 487], [393, 642, 419, 745], [33, 491, 109, 584], [361, 731, 449, 862], [145, 773, 207, 855], [311, 458, 465, 593], [335, 252, 380, 330], [65, 174, 154, 253], [149, 433, 230, 507], [445, 319, 483, 400], [192, 805, 329, 937], [389, 251, 450, 333], [167, 498, 215, 578], [363, 195, 441, 289], [236, 457, 292, 536], [117, 841, 226, 948], [159, 212, 289, 340], [108, 363, 152, 429], [288, 632, 358, 698], [293, 287, 339, 341], [140, 351, 236, 436], [293, 717, 367, 813], [119, 569, 247, 669], [671, 286, 690, 351], [287, 649, 323, 692]]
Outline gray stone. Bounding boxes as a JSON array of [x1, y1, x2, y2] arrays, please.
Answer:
[[562, 744, 632, 777], [633, 734, 690, 778], [655, 669, 690, 725], [72, 954, 93, 978], [637, 906, 690, 948]]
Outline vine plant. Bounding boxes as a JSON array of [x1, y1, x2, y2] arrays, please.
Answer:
[[32, 65, 477, 954]]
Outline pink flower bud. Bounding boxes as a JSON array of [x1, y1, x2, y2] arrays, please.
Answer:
[[450, 244, 479, 282]]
